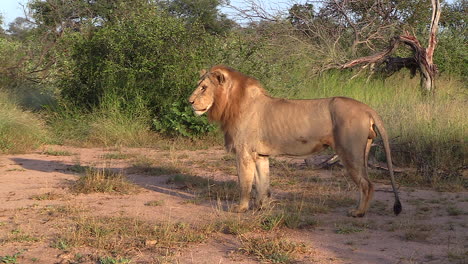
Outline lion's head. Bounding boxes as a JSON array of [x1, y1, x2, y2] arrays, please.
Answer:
[[189, 65, 262, 128], [188, 69, 225, 116]]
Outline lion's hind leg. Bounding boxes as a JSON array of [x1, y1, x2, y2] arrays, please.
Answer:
[[334, 129, 374, 217]]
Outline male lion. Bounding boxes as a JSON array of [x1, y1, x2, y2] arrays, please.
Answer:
[[189, 65, 402, 217]]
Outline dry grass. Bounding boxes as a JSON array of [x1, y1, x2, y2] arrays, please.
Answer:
[[54, 216, 211, 257], [41, 149, 74, 156], [101, 152, 133, 160], [167, 174, 239, 201], [238, 235, 307, 263], [144, 200, 164, 206], [129, 155, 181, 176], [29, 192, 64, 201], [71, 167, 139, 194], [1, 229, 40, 244]]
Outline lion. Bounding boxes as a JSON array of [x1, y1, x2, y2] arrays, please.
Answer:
[[189, 65, 402, 217]]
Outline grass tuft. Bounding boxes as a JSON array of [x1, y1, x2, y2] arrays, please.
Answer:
[[71, 167, 138, 194], [446, 206, 464, 216], [0, 251, 23, 264], [144, 200, 164, 206], [102, 152, 132, 160], [239, 235, 307, 263], [41, 149, 74, 156], [30, 192, 63, 201]]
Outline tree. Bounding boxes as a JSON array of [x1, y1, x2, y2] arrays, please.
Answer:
[[7, 17, 34, 40], [165, 0, 235, 34], [0, 15, 5, 36], [288, 3, 314, 34], [285, 0, 458, 93], [340, 0, 442, 94]]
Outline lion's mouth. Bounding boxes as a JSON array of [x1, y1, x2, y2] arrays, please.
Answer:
[[194, 108, 207, 116], [193, 104, 212, 116]]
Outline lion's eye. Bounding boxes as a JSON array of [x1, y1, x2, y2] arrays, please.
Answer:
[[201, 86, 207, 91]]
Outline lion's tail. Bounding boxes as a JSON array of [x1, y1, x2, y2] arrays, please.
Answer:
[[371, 112, 402, 216]]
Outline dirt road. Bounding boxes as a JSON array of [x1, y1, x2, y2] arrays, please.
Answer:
[[0, 145, 466, 263]]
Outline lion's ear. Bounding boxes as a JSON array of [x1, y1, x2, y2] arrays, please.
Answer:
[[212, 71, 225, 84], [199, 69, 207, 77]]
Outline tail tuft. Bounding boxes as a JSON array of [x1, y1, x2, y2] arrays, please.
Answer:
[[393, 200, 402, 215]]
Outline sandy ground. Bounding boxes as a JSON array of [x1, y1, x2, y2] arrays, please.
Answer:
[[0, 145, 467, 264]]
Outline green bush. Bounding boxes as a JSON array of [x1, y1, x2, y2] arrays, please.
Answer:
[[434, 29, 468, 78], [54, 1, 269, 138], [153, 101, 215, 138]]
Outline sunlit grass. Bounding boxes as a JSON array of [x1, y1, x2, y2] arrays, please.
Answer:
[[0, 91, 48, 153]]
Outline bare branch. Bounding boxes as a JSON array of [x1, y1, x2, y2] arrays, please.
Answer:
[[340, 0, 441, 94]]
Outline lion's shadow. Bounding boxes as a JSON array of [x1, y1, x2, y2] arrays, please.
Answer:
[[9, 157, 236, 206]]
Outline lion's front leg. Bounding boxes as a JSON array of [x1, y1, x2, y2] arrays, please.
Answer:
[[232, 150, 255, 213]]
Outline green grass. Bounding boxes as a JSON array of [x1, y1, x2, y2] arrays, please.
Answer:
[[99, 256, 131, 264], [46, 97, 158, 148], [87, 111, 154, 148], [0, 252, 22, 264], [51, 237, 70, 250], [0, 91, 48, 153]]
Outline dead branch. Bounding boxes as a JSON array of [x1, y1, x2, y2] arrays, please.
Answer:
[[340, 0, 442, 94]]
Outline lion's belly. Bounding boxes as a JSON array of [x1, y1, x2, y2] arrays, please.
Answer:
[[246, 97, 334, 157], [256, 117, 333, 156], [258, 136, 330, 156]]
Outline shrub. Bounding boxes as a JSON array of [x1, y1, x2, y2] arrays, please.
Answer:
[[54, 1, 269, 137]]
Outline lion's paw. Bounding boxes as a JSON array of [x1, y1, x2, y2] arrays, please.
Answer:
[[231, 205, 248, 213], [347, 209, 366, 218]]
